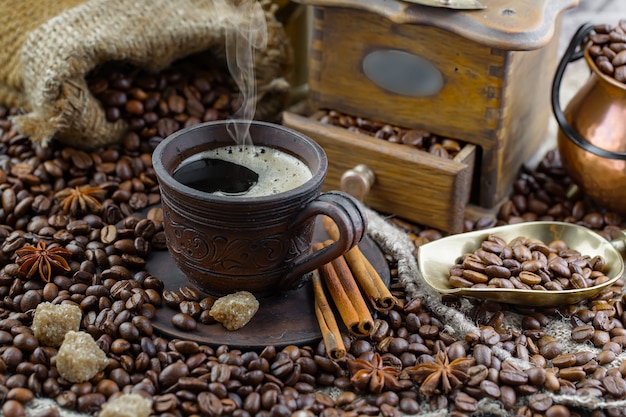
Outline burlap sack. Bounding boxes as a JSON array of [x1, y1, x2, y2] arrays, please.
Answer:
[[0, 0, 291, 149], [0, 0, 84, 109]]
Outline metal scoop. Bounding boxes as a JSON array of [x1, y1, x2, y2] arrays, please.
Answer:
[[401, 0, 486, 9], [417, 221, 626, 307]]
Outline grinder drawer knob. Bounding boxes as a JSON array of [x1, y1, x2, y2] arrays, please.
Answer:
[[340, 164, 375, 201]]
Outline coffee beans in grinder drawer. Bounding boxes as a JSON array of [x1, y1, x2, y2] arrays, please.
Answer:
[[319, 109, 464, 160]]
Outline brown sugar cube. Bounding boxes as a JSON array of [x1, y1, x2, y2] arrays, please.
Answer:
[[56, 331, 109, 383], [31, 302, 81, 347], [209, 291, 259, 330], [99, 393, 153, 417]]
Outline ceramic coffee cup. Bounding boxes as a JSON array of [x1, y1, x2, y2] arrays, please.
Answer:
[[153, 120, 368, 297]]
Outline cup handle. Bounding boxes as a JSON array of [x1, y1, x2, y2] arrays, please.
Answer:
[[279, 190, 368, 290]]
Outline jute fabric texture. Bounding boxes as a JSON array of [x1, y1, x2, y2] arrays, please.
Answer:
[[365, 208, 626, 415], [0, 0, 84, 109], [1, 0, 291, 149]]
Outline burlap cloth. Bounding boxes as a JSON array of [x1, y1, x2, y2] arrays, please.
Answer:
[[0, 0, 291, 149], [364, 208, 626, 415]]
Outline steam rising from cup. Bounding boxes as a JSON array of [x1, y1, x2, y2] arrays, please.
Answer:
[[225, 0, 268, 146]]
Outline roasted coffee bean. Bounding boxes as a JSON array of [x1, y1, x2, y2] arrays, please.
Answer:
[[2, 400, 25, 417], [159, 361, 189, 388], [539, 340, 563, 359], [6, 387, 34, 403], [572, 324, 595, 342], [594, 310, 614, 331], [19, 290, 42, 312], [603, 375, 626, 397], [524, 366, 546, 386], [559, 366, 586, 382], [573, 351, 595, 368], [77, 393, 106, 413], [453, 392, 477, 413], [551, 353, 577, 368], [171, 313, 197, 331], [591, 330, 611, 347], [178, 286, 201, 302], [2, 347, 23, 370], [521, 315, 541, 330], [542, 371, 560, 392], [100, 225, 118, 244], [480, 326, 500, 346], [199, 392, 224, 417], [545, 404, 572, 417], [13, 333, 38, 352], [163, 290, 184, 307], [2, 188, 16, 213], [479, 379, 500, 398], [499, 368, 528, 385], [528, 393, 553, 413], [594, 349, 615, 366]]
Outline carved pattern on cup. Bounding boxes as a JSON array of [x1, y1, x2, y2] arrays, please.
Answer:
[[285, 222, 314, 264], [167, 218, 211, 261], [216, 236, 286, 272], [164, 207, 313, 273], [168, 222, 288, 272]]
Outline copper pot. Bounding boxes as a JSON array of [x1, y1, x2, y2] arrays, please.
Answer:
[[553, 23, 626, 213]]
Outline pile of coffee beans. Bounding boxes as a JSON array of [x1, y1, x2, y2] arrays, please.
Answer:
[[162, 287, 217, 329], [87, 52, 240, 143], [588, 20, 626, 83], [449, 235, 610, 291], [318, 109, 465, 160], [2, 53, 626, 417]]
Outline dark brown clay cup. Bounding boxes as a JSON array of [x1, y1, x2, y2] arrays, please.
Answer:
[[153, 120, 368, 297]]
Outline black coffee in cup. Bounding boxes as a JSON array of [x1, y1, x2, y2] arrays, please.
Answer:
[[173, 145, 312, 197]]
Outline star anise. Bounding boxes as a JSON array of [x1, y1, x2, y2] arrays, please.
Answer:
[[54, 185, 106, 215], [347, 352, 402, 393], [406, 351, 475, 397], [15, 241, 72, 283]]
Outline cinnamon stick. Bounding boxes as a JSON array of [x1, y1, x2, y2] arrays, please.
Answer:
[[322, 216, 396, 311], [311, 269, 346, 361], [314, 241, 374, 337]]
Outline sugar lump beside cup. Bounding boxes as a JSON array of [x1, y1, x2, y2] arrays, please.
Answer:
[[100, 393, 153, 417], [56, 331, 109, 383], [31, 302, 81, 347], [210, 291, 259, 330]]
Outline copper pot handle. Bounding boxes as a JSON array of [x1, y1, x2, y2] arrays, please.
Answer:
[[552, 22, 626, 160]]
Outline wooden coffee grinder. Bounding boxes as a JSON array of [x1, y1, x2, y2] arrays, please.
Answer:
[[284, 0, 578, 232]]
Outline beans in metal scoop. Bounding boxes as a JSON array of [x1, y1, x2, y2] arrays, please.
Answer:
[[449, 235, 609, 291]]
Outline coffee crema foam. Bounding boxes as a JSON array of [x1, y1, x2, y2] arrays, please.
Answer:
[[181, 145, 312, 197]]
